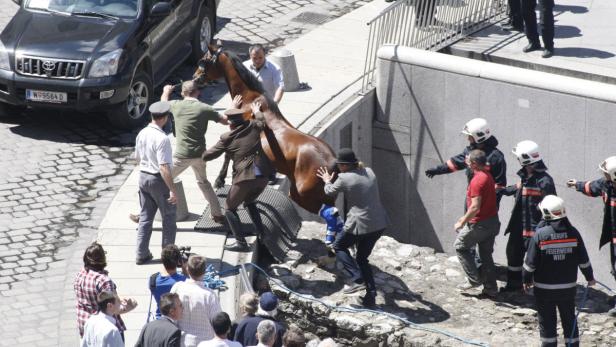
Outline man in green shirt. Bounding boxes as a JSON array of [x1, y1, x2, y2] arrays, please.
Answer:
[[161, 81, 235, 223]]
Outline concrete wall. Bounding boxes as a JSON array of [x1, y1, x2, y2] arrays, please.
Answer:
[[374, 45, 616, 286]]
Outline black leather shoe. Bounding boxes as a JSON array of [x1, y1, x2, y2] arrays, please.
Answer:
[[523, 43, 541, 53], [542, 48, 554, 58], [135, 253, 153, 265], [224, 241, 251, 252]]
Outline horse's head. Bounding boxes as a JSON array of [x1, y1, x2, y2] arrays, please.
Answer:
[[193, 42, 225, 87]]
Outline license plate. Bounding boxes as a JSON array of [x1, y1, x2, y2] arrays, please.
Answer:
[[25, 89, 67, 103]]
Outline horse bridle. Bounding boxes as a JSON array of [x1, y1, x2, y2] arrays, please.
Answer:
[[195, 46, 223, 85]]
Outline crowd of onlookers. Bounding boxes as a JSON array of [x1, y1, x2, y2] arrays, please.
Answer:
[[74, 242, 339, 347]]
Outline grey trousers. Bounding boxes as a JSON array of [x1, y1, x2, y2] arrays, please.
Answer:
[[136, 172, 177, 260], [454, 215, 500, 290]]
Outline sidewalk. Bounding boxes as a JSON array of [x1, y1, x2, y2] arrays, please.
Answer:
[[88, 1, 390, 346], [448, 0, 616, 84]]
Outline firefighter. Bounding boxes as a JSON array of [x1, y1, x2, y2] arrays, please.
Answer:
[[500, 140, 556, 292], [567, 156, 616, 316], [425, 118, 507, 202], [523, 195, 595, 347]]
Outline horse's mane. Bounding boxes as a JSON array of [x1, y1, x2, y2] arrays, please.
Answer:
[[227, 53, 266, 95], [226, 52, 288, 124]]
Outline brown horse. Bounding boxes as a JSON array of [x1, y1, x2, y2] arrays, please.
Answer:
[[193, 44, 337, 214]]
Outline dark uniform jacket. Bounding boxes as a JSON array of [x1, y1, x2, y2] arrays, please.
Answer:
[[522, 219, 594, 300], [233, 314, 286, 347], [502, 161, 556, 238], [432, 136, 507, 190], [202, 116, 273, 184], [574, 177, 616, 276], [135, 316, 181, 347]]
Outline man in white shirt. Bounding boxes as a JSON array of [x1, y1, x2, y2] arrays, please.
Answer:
[[197, 312, 241, 347], [243, 44, 284, 103], [250, 320, 277, 347], [134, 101, 177, 265], [170, 255, 222, 347], [81, 291, 124, 347]]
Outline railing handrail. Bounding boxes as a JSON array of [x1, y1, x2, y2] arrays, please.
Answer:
[[361, 0, 508, 93]]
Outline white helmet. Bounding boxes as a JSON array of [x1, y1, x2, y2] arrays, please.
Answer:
[[512, 140, 542, 166], [599, 156, 616, 182], [538, 195, 567, 221], [461, 118, 492, 143]]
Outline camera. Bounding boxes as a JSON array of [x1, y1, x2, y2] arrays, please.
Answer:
[[178, 246, 192, 265]]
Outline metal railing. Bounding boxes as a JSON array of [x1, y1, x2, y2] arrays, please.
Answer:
[[362, 0, 508, 92]]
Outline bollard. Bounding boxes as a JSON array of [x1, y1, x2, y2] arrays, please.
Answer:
[[155, 179, 189, 222], [269, 48, 300, 92]]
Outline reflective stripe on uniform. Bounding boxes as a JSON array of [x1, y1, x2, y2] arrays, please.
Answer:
[[613, 237, 616, 244], [534, 282, 577, 289], [523, 263, 535, 272], [541, 337, 557, 343], [610, 198, 616, 207], [522, 230, 535, 237], [579, 261, 591, 269], [508, 266, 523, 271], [522, 187, 542, 196], [539, 238, 578, 250], [564, 337, 579, 343], [584, 181, 592, 196], [446, 159, 458, 172]]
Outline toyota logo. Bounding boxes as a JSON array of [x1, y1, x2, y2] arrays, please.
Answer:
[[42, 60, 56, 71]]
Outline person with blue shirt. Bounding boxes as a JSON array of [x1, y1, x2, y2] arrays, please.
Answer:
[[150, 245, 187, 319]]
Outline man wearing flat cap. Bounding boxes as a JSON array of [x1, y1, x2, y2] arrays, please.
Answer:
[[234, 291, 286, 347], [202, 99, 274, 252], [317, 148, 390, 308], [133, 101, 177, 265]]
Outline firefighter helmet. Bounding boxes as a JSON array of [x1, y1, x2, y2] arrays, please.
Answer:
[[512, 140, 542, 166], [539, 195, 567, 221], [599, 156, 616, 183], [461, 118, 492, 143]]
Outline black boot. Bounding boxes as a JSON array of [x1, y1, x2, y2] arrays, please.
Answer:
[[224, 210, 250, 252], [245, 202, 265, 238]]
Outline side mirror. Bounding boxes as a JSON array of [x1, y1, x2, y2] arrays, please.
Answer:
[[150, 2, 172, 18], [11, 0, 22, 5]]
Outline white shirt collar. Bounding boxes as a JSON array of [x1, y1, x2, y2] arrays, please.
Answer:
[[162, 315, 178, 325], [99, 311, 117, 325], [183, 96, 199, 102]]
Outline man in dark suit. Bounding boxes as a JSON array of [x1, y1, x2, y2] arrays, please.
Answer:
[[135, 293, 183, 347], [202, 99, 274, 252]]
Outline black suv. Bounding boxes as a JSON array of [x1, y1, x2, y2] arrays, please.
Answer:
[[0, 0, 219, 128]]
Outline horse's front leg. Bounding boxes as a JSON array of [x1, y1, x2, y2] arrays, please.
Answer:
[[214, 153, 231, 189]]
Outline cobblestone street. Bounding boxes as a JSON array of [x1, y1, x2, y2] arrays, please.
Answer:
[[0, 0, 373, 345]]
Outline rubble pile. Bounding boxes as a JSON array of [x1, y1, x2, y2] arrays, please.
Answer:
[[260, 222, 616, 346]]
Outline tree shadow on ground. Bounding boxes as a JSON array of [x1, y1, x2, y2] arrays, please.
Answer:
[[554, 25, 582, 39], [556, 47, 616, 59], [554, 4, 588, 14]]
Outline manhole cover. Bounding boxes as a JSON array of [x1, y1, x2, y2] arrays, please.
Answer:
[[291, 11, 332, 25]]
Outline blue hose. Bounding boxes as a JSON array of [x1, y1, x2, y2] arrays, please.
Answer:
[[241, 262, 490, 347]]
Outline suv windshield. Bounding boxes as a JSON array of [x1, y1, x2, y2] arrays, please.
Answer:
[[24, 0, 139, 19]]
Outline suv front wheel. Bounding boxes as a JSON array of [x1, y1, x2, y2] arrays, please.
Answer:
[[191, 6, 215, 63], [107, 70, 152, 129]]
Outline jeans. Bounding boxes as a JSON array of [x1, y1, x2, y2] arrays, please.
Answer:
[[454, 216, 500, 290], [332, 229, 384, 296], [137, 172, 177, 260]]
